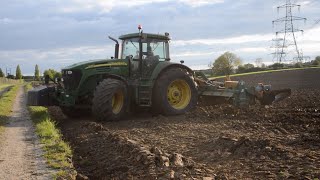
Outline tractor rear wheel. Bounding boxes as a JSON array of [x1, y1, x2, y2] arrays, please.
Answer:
[[153, 68, 197, 115], [92, 79, 128, 121]]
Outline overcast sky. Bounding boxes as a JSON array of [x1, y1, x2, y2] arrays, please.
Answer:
[[0, 0, 319, 75]]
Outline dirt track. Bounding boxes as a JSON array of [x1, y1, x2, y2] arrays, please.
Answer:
[[50, 68, 320, 179], [0, 86, 53, 179]]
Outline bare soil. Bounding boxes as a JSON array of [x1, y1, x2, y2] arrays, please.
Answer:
[[0, 86, 54, 179], [50, 68, 320, 179]]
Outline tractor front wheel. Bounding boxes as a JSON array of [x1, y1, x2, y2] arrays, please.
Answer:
[[92, 79, 128, 121], [153, 68, 198, 115]]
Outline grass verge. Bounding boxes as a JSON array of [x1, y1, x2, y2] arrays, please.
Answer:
[[210, 66, 320, 79], [25, 82, 33, 92], [0, 85, 19, 131], [26, 84, 75, 179], [0, 84, 12, 92]]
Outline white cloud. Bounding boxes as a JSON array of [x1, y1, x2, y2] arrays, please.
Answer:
[[235, 47, 269, 53], [189, 64, 211, 70], [173, 34, 273, 46], [172, 51, 218, 57], [292, 26, 320, 54], [300, 1, 312, 6], [303, 26, 320, 41], [172, 26, 320, 57], [0, 18, 13, 24], [171, 47, 268, 58], [60, 0, 167, 13], [0, 45, 114, 70], [178, 0, 224, 7], [60, 0, 224, 13]]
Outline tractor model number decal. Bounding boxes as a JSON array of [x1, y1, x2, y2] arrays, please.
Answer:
[[85, 62, 128, 69]]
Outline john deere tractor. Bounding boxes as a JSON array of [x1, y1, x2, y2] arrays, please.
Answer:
[[28, 27, 291, 121]]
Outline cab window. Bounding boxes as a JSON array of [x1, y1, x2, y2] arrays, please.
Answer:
[[121, 38, 140, 59], [121, 37, 169, 61], [142, 40, 168, 61]]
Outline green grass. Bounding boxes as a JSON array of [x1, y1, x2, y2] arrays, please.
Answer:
[[28, 106, 75, 179], [0, 84, 12, 92], [26, 82, 75, 178], [210, 66, 320, 79], [25, 82, 33, 91], [0, 85, 19, 131]]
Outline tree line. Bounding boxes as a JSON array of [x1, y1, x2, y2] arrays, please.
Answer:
[[0, 65, 61, 80], [208, 52, 320, 76], [1, 55, 319, 79]]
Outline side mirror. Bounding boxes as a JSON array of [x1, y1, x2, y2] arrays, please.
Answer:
[[44, 75, 50, 85]]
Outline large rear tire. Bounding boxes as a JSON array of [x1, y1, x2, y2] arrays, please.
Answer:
[[92, 79, 128, 121], [153, 68, 198, 115]]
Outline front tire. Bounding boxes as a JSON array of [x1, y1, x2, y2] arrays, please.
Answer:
[[92, 79, 128, 121], [153, 68, 198, 115]]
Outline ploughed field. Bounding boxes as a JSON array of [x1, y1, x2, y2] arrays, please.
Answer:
[[50, 68, 320, 179]]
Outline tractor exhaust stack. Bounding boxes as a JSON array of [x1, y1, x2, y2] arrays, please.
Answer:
[[108, 36, 119, 59]]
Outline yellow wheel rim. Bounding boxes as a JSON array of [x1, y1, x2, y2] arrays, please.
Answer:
[[111, 90, 124, 114], [167, 79, 191, 110]]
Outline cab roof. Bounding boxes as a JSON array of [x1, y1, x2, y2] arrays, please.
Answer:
[[119, 33, 170, 40]]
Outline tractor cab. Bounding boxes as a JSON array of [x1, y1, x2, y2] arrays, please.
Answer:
[[117, 27, 171, 78], [119, 33, 170, 61]]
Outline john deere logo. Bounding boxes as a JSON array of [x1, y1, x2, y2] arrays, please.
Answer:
[[85, 62, 128, 69]]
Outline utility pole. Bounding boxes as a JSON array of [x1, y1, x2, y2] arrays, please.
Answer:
[[272, 0, 306, 63]]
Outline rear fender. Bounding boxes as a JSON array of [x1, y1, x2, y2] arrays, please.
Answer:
[[151, 63, 193, 84]]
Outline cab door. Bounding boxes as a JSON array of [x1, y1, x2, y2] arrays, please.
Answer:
[[140, 39, 168, 79], [121, 38, 141, 79]]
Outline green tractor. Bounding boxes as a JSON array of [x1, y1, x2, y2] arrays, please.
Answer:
[[28, 27, 291, 121]]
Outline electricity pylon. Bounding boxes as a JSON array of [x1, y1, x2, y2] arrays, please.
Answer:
[[272, 0, 306, 63], [271, 38, 286, 63]]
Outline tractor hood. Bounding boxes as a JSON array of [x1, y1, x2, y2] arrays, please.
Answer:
[[62, 59, 122, 70]]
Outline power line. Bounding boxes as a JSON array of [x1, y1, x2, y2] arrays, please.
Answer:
[[272, 0, 306, 63]]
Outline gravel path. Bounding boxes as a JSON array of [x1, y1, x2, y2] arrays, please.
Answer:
[[0, 86, 53, 179]]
